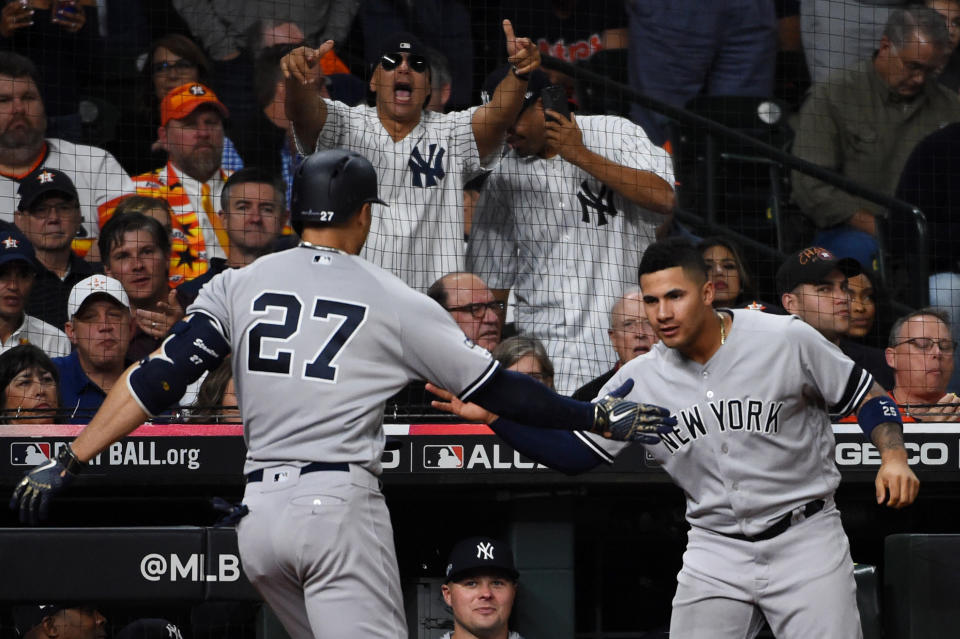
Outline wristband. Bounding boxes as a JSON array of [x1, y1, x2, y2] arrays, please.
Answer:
[[858, 395, 903, 440], [58, 444, 88, 475]]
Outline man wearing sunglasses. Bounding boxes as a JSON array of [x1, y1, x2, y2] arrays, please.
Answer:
[[886, 308, 960, 421], [281, 20, 540, 292]]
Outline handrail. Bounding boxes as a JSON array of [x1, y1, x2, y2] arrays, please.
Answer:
[[540, 55, 929, 307]]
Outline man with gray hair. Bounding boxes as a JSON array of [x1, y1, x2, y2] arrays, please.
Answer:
[[886, 307, 960, 420], [573, 288, 658, 401], [792, 5, 960, 268]]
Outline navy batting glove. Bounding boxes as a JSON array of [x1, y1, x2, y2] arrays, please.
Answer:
[[9, 446, 86, 524], [592, 394, 675, 444]]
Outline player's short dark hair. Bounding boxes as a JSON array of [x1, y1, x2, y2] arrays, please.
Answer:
[[221, 167, 287, 212], [99, 212, 171, 266], [0, 344, 60, 423], [638, 238, 709, 284], [888, 307, 951, 346], [0, 52, 41, 87]]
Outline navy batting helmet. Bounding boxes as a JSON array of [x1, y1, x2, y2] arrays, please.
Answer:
[[290, 150, 386, 232]]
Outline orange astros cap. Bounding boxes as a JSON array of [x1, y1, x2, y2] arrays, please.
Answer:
[[160, 83, 229, 126]]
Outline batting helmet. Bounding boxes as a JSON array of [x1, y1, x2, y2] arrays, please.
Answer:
[[290, 150, 386, 231]]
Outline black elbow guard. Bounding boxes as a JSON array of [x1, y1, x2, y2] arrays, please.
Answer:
[[128, 312, 230, 416]]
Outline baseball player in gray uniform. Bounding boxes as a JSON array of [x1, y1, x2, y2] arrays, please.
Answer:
[[281, 22, 541, 292], [10, 150, 675, 639], [431, 238, 919, 638]]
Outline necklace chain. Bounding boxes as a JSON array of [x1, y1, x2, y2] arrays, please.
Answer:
[[717, 312, 726, 345]]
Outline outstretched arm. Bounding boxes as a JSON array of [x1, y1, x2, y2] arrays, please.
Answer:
[[281, 41, 335, 153], [855, 383, 919, 508], [472, 20, 541, 159], [10, 314, 230, 523], [427, 382, 610, 474]]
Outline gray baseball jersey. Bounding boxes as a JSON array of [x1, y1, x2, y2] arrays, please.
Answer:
[[579, 310, 872, 535], [187, 242, 497, 475], [467, 115, 672, 394], [576, 309, 871, 637], [301, 100, 485, 292]]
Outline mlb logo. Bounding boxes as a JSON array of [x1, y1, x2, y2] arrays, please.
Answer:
[[11, 442, 51, 466], [423, 445, 463, 469]]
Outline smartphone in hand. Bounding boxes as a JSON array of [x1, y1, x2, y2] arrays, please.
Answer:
[[541, 85, 570, 123], [51, 0, 78, 22]]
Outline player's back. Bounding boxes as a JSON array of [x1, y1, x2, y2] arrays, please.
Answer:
[[188, 244, 495, 474]]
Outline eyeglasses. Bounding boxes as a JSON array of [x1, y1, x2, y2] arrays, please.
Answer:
[[152, 59, 196, 75], [890, 46, 941, 79], [895, 337, 958, 353], [446, 301, 506, 318], [380, 52, 428, 73], [27, 202, 78, 217], [615, 319, 655, 333]]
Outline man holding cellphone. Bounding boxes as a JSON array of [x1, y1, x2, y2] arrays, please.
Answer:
[[468, 68, 676, 394]]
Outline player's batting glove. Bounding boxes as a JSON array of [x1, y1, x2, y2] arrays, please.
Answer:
[[592, 394, 675, 444], [9, 445, 86, 525]]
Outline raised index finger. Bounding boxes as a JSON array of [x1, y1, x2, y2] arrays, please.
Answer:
[[502, 19, 516, 45]]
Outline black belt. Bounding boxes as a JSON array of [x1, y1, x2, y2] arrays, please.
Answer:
[[246, 462, 349, 483], [722, 499, 825, 542]]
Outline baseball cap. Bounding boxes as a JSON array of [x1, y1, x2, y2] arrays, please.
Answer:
[[13, 604, 75, 634], [0, 227, 38, 272], [67, 274, 130, 318], [775, 246, 862, 296], [115, 618, 184, 639], [17, 168, 79, 212], [160, 82, 229, 126], [444, 536, 519, 583], [481, 64, 551, 109], [378, 31, 428, 61]]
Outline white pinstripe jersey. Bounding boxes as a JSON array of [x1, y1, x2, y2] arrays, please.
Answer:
[[578, 311, 873, 536], [305, 100, 484, 292], [467, 115, 673, 394], [187, 243, 497, 475]]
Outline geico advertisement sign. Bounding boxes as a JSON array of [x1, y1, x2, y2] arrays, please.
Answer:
[[835, 441, 950, 466], [140, 553, 241, 582]]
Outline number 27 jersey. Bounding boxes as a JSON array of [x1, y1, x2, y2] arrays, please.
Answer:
[[187, 244, 497, 475]]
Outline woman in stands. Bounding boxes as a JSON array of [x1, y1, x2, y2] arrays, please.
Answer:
[[698, 236, 755, 308], [493, 336, 555, 390], [0, 345, 61, 424]]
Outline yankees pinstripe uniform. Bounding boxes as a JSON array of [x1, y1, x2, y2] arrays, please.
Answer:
[[467, 115, 672, 394], [187, 244, 498, 638], [300, 99, 485, 292], [583, 310, 870, 637]]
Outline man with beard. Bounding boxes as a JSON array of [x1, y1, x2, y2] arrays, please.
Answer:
[[0, 53, 133, 257], [131, 82, 233, 285]]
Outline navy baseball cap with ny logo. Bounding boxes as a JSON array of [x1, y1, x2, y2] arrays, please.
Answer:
[[444, 536, 519, 582]]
